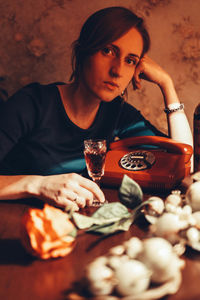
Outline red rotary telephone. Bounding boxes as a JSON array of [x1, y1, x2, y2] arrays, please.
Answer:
[[102, 136, 193, 191]]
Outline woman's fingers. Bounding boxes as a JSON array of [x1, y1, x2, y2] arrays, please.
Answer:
[[74, 186, 94, 206], [37, 173, 105, 209], [48, 196, 80, 211], [134, 55, 170, 87], [63, 173, 105, 206], [59, 189, 87, 208], [133, 60, 145, 89], [60, 198, 79, 211], [133, 55, 154, 86], [78, 176, 106, 205]]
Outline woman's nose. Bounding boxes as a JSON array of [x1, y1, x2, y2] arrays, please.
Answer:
[[109, 58, 122, 78]]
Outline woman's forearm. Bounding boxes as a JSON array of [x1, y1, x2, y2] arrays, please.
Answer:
[[133, 56, 193, 147], [0, 173, 105, 209], [159, 76, 193, 147], [0, 175, 42, 200], [167, 111, 193, 146]]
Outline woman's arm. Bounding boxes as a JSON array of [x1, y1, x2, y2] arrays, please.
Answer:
[[159, 76, 193, 146], [0, 173, 105, 210], [133, 55, 193, 147]]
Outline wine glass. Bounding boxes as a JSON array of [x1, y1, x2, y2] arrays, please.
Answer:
[[84, 139, 108, 206]]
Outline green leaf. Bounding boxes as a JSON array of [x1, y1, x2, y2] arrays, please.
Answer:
[[72, 213, 99, 229], [72, 179, 149, 235], [119, 175, 143, 209], [91, 202, 130, 220], [87, 216, 133, 234], [72, 202, 130, 230]]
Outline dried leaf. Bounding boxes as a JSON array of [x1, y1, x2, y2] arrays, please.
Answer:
[[119, 175, 143, 208], [92, 202, 130, 220], [73, 202, 130, 230], [87, 216, 133, 234], [72, 176, 148, 235]]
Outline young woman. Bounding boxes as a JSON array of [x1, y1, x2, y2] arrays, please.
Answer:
[[0, 7, 193, 210]]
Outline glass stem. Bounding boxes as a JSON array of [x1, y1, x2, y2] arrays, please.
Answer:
[[93, 178, 101, 187]]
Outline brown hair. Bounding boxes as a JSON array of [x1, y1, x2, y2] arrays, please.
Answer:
[[70, 6, 150, 83]]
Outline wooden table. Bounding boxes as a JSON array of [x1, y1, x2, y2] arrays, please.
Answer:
[[0, 188, 200, 300]]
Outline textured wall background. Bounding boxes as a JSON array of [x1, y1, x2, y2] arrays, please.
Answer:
[[0, 0, 200, 135]]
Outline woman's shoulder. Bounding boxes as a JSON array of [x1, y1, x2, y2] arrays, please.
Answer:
[[7, 82, 44, 102], [10, 81, 65, 96], [0, 82, 60, 119], [17, 81, 63, 97], [7, 82, 64, 106]]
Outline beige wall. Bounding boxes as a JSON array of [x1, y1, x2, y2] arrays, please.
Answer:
[[0, 0, 200, 135]]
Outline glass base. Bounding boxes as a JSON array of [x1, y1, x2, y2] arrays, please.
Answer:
[[91, 199, 108, 207]]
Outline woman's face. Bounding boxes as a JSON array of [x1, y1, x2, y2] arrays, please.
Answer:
[[81, 27, 144, 102]]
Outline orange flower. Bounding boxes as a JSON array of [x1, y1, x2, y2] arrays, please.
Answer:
[[20, 204, 76, 259]]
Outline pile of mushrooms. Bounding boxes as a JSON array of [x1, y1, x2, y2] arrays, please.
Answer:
[[85, 237, 184, 299], [85, 174, 200, 299], [144, 175, 200, 253]]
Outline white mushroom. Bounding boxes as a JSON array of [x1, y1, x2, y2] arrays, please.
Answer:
[[186, 227, 200, 243], [85, 236, 185, 297], [151, 255, 185, 283], [165, 203, 178, 214], [144, 196, 165, 216], [185, 181, 200, 211], [165, 193, 182, 207], [192, 211, 200, 229], [191, 171, 200, 182], [107, 255, 123, 270], [115, 260, 151, 296], [123, 237, 143, 259], [175, 206, 184, 216], [138, 238, 173, 268], [120, 255, 130, 263], [179, 205, 196, 226], [137, 237, 184, 283], [86, 256, 115, 296], [173, 242, 186, 256], [150, 213, 188, 243], [109, 245, 125, 256], [181, 205, 192, 215]]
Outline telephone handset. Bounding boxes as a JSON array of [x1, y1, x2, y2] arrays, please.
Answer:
[[102, 136, 193, 191]]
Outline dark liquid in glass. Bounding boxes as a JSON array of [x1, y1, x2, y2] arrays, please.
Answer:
[[85, 150, 106, 179]]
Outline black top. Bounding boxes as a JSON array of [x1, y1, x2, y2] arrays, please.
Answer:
[[0, 82, 165, 175]]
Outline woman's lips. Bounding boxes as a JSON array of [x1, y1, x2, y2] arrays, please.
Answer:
[[104, 81, 119, 90]]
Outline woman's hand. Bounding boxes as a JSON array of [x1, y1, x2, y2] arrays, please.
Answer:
[[133, 55, 171, 90], [31, 173, 105, 211]]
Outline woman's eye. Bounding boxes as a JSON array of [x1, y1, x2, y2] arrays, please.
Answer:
[[126, 58, 137, 65], [102, 47, 113, 55]]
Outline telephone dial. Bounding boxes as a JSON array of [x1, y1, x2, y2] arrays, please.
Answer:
[[102, 136, 193, 191]]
